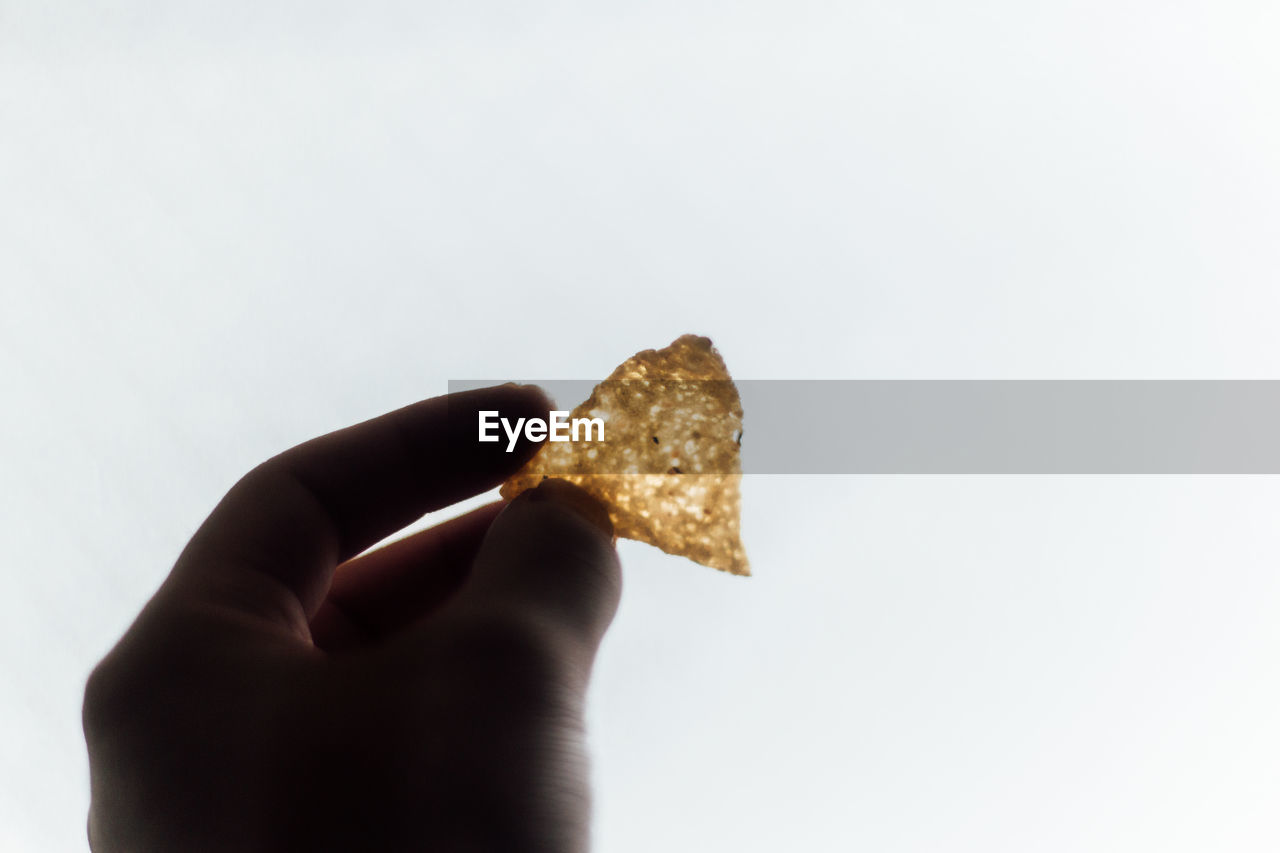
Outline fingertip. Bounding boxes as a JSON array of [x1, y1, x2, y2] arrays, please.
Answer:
[[485, 382, 555, 414], [438, 384, 555, 496], [522, 478, 614, 539], [451, 479, 622, 651]]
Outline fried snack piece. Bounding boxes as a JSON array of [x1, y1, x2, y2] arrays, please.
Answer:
[[501, 335, 749, 575]]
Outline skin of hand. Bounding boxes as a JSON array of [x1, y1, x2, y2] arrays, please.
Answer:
[[82, 385, 621, 852]]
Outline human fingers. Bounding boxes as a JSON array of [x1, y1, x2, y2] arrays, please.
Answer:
[[425, 479, 621, 676], [163, 385, 550, 633], [309, 502, 504, 652]]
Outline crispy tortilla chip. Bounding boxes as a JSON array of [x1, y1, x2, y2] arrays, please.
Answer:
[[501, 334, 749, 575]]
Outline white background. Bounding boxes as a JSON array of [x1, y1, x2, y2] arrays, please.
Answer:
[[3, 2, 1280, 850]]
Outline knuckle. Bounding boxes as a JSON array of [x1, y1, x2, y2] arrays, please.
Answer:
[[227, 460, 278, 503], [82, 618, 192, 739], [525, 505, 619, 568], [82, 656, 131, 736], [522, 506, 622, 581], [444, 612, 572, 702], [453, 612, 556, 669]]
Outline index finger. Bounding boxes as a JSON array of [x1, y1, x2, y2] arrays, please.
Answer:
[[167, 384, 551, 625]]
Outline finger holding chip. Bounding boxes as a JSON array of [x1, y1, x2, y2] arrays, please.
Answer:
[[501, 334, 750, 576]]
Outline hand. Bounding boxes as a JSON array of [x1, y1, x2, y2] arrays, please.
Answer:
[[82, 385, 621, 852]]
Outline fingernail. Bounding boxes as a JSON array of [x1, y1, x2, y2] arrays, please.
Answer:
[[523, 478, 614, 538], [500, 382, 557, 410]]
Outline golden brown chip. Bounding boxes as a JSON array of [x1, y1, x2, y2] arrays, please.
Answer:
[[501, 334, 749, 575]]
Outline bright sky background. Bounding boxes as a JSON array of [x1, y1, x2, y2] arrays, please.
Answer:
[[3, 3, 1280, 850]]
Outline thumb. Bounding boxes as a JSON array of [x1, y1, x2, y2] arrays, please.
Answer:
[[440, 479, 622, 661]]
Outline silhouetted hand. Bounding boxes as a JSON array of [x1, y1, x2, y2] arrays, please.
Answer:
[[83, 385, 621, 852]]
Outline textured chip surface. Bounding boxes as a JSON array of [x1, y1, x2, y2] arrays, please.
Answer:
[[501, 334, 749, 575]]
